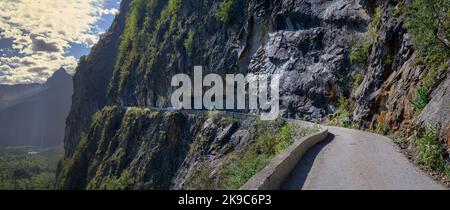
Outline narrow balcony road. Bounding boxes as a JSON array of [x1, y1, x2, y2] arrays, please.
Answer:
[[282, 126, 446, 190]]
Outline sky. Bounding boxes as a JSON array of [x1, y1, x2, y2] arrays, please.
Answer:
[[0, 0, 121, 85]]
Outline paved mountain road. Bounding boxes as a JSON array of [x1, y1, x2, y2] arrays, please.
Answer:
[[282, 126, 446, 190]]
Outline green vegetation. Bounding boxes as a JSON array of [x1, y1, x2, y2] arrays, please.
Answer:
[[217, 119, 309, 189], [350, 40, 371, 65], [208, 109, 220, 122], [182, 117, 318, 190], [158, 0, 181, 28], [103, 170, 135, 190], [110, 0, 181, 96], [406, 0, 449, 63], [222, 117, 240, 124], [415, 126, 450, 178], [189, 135, 209, 155], [182, 161, 216, 190], [412, 85, 430, 115], [57, 107, 125, 189], [79, 55, 88, 64], [350, 6, 382, 65], [327, 96, 358, 128], [184, 30, 195, 55], [58, 107, 182, 190], [114, 0, 152, 92], [411, 61, 448, 115], [215, 0, 235, 23], [368, 6, 382, 39], [56, 132, 89, 189], [0, 147, 63, 190], [406, 0, 450, 115], [353, 73, 363, 88]]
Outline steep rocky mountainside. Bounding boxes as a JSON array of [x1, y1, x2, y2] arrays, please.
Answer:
[[0, 68, 73, 147], [58, 0, 449, 189], [57, 106, 315, 189], [352, 1, 449, 140], [63, 0, 129, 157], [65, 0, 369, 156]]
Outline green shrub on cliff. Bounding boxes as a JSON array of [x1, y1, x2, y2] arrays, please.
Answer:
[[184, 30, 195, 55], [218, 119, 298, 189], [104, 170, 134, 190], [350, 40, 371, 65], [215, 0, 235, 23], [412, 61, 448, 115], [368, 6, 382, 38], [182, 161, 216, 190], [353, 73, 363, 88], [415, 126, 449, 179], [327, 96, 357, 128], [349, 6, 381, 65], [412, 85, 430, 115]]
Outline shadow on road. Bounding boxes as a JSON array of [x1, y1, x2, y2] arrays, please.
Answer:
[[281, 133, 335, 190]]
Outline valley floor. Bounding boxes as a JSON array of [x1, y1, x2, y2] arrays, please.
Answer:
[[0, 146, 63, 190]]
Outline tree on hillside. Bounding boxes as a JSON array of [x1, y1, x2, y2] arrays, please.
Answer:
[[407, 0, 450, 61]]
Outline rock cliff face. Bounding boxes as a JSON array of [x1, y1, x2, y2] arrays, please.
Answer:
[[57, 107, 262, 189], [418, 75, 450, 144], [352, 1, 449, 143], [63, 0, 130, 157], [58, 0, 449, 189], [106, 0, 371, 120]]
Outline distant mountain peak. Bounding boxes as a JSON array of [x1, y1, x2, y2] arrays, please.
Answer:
[[45, 67, 72, 87], [0, 66, 73, 147]]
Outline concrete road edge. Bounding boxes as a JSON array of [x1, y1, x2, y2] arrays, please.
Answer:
[[240, 123, 329, 190]]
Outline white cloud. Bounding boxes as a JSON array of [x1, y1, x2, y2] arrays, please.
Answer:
[[0, 0, 119, 84]]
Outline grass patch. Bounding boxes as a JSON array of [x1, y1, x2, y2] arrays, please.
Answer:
[[415, 126, 449, 179], [216, 119, 308, 189], [182, 118, 316, 190], [326, 97, 359, 129]]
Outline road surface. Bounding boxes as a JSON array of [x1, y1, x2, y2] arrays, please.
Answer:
[[282, 126, 446, 190]]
